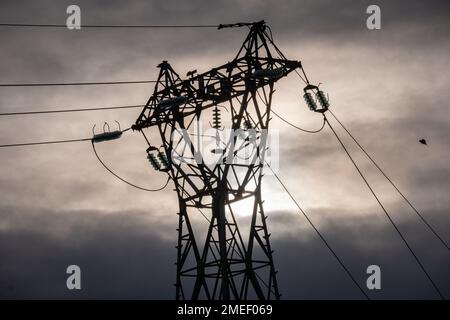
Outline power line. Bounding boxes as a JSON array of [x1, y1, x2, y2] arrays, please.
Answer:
[[327, 109, 450, 252], [0, 127, 132, 148], [0, 127, 131, 149], [325, 115, 445, 300], [91, 141, 170, 192], [0, 104, 143, 116], [272, 109, 326, 133], [290, 68, 447, 296], [294, 70, 308, 85], [0, 126, 170, 191], [0, 23, 219, 29], [0, 80, 157, 87], [0, 137, 92, 148], [265, 162, 370, 300]]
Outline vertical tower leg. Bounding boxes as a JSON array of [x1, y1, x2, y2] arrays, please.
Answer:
[[175, 184, 280, 299]]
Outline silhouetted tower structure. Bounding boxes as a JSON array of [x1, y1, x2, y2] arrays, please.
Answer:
[[132, 21, 301, 300]]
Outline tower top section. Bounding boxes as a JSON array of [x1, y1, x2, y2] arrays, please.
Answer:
[[132, 21, 301, 131]]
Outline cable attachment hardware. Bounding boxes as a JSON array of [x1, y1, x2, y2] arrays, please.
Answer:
[[92, 121, 123, 143], [158, 151, 170, 168], [146, 146, 161, 170], [209, 105, 229, 155], [146, 146, 171, 171], [211, 105, 222, 130], [157, 96, 187, 111], [187, 69, 197, 79], [252, 67, 285, 80], [218, 20, 266, 30], [303, 84, 329, 113]]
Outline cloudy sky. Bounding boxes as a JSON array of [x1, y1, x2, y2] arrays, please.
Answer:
[[0, 0, 449, 299]]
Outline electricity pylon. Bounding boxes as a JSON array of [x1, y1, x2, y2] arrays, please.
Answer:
[[132, 21, 301, 300]]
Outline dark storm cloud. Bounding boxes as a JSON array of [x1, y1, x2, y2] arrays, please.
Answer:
[[1, 205, 449, 299], [0, 206, 175, 299]]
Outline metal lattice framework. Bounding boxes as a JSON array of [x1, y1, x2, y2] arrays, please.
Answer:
[[132, 21, 301, 300]]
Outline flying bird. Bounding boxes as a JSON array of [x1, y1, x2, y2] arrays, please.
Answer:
[[419, 139, 427, 145]]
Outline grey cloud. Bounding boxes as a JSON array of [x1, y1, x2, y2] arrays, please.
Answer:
[[0, 206, 175, 299], [1, 205, 449, 299], [0, 0, 449, 299]]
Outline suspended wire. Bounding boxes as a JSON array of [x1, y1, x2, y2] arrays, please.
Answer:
[[256, 86, 325, 134], [324, 116, 445, 300], [292, 63, 448, 248], [297, 62, 311, 85], [264, 26, 309, 85], [264, 162, 370, 300], [294, 70, 308, 85], [0, 104, 143, 116], [194, 206, 211, 223], [0, 125, 170, 191], [91, 140, 170, 192], [272, 109, 326, 133], [0, 137, 92, 148], [327, 109, 450, 252], [0, 127, 132, 148], [290, 68, 447, 295], [0, 23, 219, 29], [0, 80, 157, 87]]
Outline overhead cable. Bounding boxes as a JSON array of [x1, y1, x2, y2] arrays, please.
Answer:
[[272, 109, 326, 133], [0, 104, 143, 116], [265, 161, 370, 300], [325, 115, 445, 300], [328, 109, 450, 252]]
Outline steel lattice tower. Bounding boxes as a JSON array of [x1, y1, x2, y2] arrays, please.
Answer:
[[132, 21, 301, 300]]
